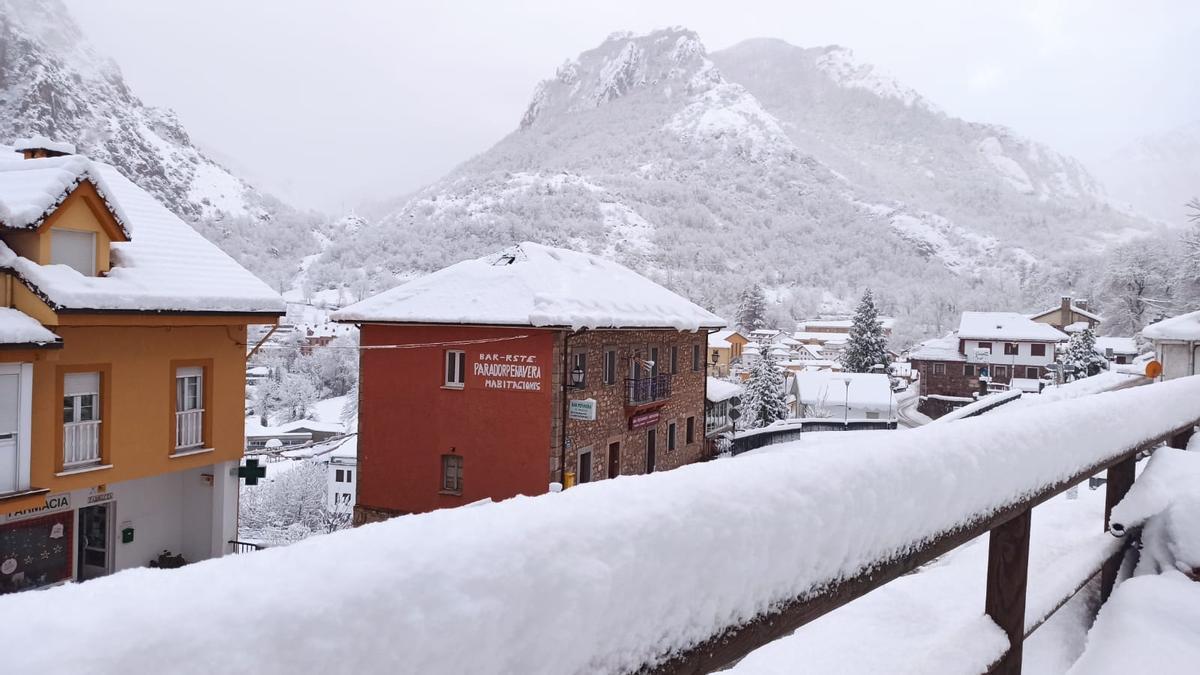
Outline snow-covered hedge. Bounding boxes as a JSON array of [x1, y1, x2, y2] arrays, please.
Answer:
[[4, 376, 1200, 674]]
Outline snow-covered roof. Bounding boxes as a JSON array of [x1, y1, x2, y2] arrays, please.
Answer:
[[1142, 310, 1200, 341], [1028, 302, 1102, 323], [1094, 336, 1138, 356], [792, 331, 848, 344], [799, 316, 895, 331], [706, 377, 741, 403], [332, 242, 725, 331], [12, 136, 76, 156], [708, 329, 743, 349], [0, 155, 130, 235], [909, 333, 965, 362], [792, 371, 893, 412], [277, 419, 345, 434], [1063, 321, 1089, 333], [0, 307, 60, 346], [957, 312, 1067, 342], [0, 156, 284, 315]]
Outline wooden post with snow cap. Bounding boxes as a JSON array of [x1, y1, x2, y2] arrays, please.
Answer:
[[985, 509, 1032, 675], [1099, 456, 1137, 603]]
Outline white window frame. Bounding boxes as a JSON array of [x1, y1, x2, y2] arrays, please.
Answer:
[[174, 367, 204, 451], [63, 372, 102, 468], [0, 363, 33, 495], [444, 350, 466, 389]]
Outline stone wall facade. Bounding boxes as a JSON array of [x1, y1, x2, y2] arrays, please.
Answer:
[[556, 329, 710, 483]]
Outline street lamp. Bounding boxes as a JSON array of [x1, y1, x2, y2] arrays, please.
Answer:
[[570, 364, 585, 388], [842, 375, 852, 424]]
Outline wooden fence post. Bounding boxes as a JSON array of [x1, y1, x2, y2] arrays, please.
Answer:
[[1170, 425, 1194, 450], [986, 508, 1032, 675], [1099, 456, 1137, 602]]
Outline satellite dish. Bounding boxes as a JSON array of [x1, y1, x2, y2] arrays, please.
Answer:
[[730, 396, 741, 407]]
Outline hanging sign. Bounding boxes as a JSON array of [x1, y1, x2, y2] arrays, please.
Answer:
[[629, 411, 660, 431], [568, 399, 597, 421]]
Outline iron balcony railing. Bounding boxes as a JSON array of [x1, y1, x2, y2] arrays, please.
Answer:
[[63, 420, 102, 469], [175, 409, 204, 450], [625, 374, 672, 406]]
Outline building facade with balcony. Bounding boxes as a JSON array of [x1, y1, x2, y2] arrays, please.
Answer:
[[0, 140, 283, 594], [333, 243, 725, 521]]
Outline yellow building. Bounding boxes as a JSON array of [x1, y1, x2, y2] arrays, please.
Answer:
[[0, 139, 283, 593], [707, 329, 748, 377]]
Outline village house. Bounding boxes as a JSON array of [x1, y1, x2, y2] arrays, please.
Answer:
[[332, 242, 725, 522], [789, 371, 896, 423], [704, 377, 741, 452], [1029, 295, 1102, 333], [1094, 336, 1139, 365], [707, 329, 747, 377], [1142, 310, 1200, 381], [909, 312, 1067, 418], [0, 139, 283, 593]]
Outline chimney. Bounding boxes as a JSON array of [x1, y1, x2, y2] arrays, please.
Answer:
[[1060, 296, 1071, 317], [13, 136, 76, 160]]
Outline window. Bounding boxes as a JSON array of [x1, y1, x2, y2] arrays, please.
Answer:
[[1031, 343, 1047, 357], [63, 372, 101, 469], [1004, 343, 1019, 356], [649, 347, 660, 377], [670, 346, 679, 374], [693, 344, 702, 371], [0, 364, 30, 496], [977, 342, 993, 351], [668, 422, 677, 451], [995, 365, 1008, 379], [577, 448, 592, 484], [335, 492, 352, 505], [174, 366, 204, 450], [603, 348, 617, 385], [346, 469, 353, 482], [444, 350, 466, 388], [50, 229, 96, 276], [441, 454, 463, 493], [686, 416, 695, 444], [335, 469, 346, 483], [964, 364, 975, 377], [933, 363, 945, 375], [608, 441, 620, 479], [1026, 366, 1040, 379], [572, 351, 587, 388]]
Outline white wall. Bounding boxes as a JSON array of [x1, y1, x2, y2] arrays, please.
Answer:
[[1158, 342, 1198, 381], [327, 459, 356, 511], [962, 340, 1056, 368]]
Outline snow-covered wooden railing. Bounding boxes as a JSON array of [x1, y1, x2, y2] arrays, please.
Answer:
[[3, 378, 1199, 674]]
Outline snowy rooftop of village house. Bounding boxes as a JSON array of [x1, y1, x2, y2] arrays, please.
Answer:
[[1141, 309, 1200, 341], [908, 333, 965, 362], [332, 242, 726, 331], [1094, 336, 1138, 356], [11, 136, 76, 156], [792, 371, 894, 412], [957, 311, 1068, 342], [0, 151, 285, 315], [708, 328, 741, 349], [799, 316, 896, 331], [793, 330, 849, 344], [706, 376, 742, 403], [1029, 300, 1102, 322], [0, 307, 61, 345]]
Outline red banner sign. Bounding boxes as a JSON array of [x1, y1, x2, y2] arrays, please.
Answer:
[[629, 411, 660, 431]]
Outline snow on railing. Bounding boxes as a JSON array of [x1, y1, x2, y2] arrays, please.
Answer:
[[4, 376, 1200, 674]]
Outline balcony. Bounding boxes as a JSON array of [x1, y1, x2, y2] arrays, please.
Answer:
[[63, 420, 101, 469], [625, 374, 672, 407], [175, 409, 204, 450]]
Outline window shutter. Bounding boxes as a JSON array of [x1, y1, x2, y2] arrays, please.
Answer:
[[50, 229, 97, 276], [64, 372, 100, 396]]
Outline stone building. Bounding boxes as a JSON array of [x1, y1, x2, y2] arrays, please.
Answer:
[[333, 243, 725, 521]]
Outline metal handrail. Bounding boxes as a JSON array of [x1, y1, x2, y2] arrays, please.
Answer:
[[625, 374, 672, 405]]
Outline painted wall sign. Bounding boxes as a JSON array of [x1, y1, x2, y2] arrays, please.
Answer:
[[568, 398, 597, 421], [86, 488, 114, 505], [1, 493, 71, 524], [629, 411, 660, 431], [474, 352, 544, 392]]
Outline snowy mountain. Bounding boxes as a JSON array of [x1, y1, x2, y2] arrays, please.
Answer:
[[0, 0, 322, 289], [1091, 119, 1200, 226], [313, 28, 1152, 344]]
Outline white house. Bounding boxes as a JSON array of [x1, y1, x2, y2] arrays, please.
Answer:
[[1142, 310, 1200, 381], [791, 371, 896, 422], [956, 312, 1068, 392], [1094, 337, 1139, 365]]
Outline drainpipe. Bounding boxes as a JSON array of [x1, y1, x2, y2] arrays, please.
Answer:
[[559, 330, 572, 486]]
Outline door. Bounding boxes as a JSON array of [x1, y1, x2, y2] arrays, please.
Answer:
[[608, 442, 620, 479], [77, 504, 112, 581], [0, 373, 18, 494], [646, 429, 657, 473]]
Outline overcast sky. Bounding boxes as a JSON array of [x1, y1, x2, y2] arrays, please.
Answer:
[[65, 0, 1200, 214]]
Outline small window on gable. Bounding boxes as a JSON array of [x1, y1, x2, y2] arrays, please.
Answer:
[[51, 229, 96, 276]]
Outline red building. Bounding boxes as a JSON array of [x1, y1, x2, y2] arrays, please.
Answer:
[[333, 243, 726, 521]]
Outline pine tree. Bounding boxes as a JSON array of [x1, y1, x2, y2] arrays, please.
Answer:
[[841, 289, 890, 373], [736, 284, 767, 332], [741, 340, 788, 428], [1062, 328, 1101, 380]]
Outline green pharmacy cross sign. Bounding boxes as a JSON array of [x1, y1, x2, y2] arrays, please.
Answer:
[[238, 459, 268, 486]]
